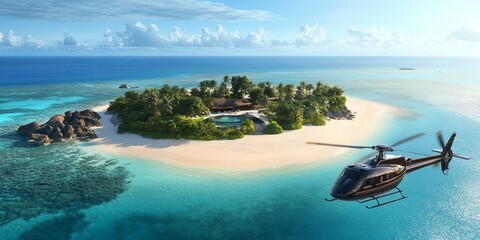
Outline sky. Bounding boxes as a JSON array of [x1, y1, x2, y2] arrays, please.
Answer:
[[1, 0, 480, 56]]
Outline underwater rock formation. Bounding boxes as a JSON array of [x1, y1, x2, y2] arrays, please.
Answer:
[[17, 109, 101, 145], [0, 147, 130, 226]]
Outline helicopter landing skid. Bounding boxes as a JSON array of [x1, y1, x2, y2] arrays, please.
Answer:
[[357, 187, 407, 209]]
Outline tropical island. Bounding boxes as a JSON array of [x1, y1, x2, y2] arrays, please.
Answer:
[[11, 75, 393, 170], [86, 75, 393, 170], [107, 75, 352, 141]]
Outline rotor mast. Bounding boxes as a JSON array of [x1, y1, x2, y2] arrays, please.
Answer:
[[373, 144, 393, 164]]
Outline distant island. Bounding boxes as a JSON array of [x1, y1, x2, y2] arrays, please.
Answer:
[[399, 67, 415, 70], [107, 75, 353, 141], [119, 84, 139, 89]]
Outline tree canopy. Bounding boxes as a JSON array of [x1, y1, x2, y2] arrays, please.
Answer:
[[230, 75, 253, 99], [108, 85, 243, 140], [265, 81, 347, 130], [107, 76, 348, 140]]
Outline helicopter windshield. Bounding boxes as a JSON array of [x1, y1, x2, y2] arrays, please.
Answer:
[[335, 168, 364, 188]]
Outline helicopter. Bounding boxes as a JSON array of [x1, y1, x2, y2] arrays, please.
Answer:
[[307, 131, 471, 209]]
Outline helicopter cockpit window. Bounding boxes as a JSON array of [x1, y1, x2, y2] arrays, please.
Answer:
[[373, 176, 383, 185], [388, 172, 396, 179], [335, 168, 352, 184], [341, 171, 364, 188], [340, 169, 351, 178], [363, 178, 373, 189]]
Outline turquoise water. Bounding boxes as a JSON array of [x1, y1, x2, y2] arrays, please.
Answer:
[[209, 115, 253, 127], [211, 115, 247, 123], [0, 57, 479, 239]]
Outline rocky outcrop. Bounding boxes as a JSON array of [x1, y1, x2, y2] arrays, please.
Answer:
[[17, 109, 101, 146], [326, 108, 356, 120], [17, 122, 40, 135], [28, 133, 51, 145]]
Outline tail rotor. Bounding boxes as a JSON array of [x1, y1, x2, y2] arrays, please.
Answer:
[[434, 131, 470, 175]]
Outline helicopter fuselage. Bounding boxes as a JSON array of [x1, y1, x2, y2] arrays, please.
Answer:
[[319, 132, 470, 208], [330, 155, 406, 201]]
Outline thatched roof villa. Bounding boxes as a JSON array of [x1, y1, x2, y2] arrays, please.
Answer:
[[211, 98, 253, 111]]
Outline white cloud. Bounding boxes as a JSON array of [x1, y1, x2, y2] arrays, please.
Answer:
[[295, 23, 327, 46], [200, 25, 237, 47], [237, 27, 272, 48], [446, 26, 480, 43], [3, 30, 22, 47], [0, 0, 271, 21], [2, 23, 480, 56], [103, 22, 282, 49], [0, 30, 44, 48], [58, 31, 78, 46], [346, 26, 404, 48], [103, 22, 199, 48]]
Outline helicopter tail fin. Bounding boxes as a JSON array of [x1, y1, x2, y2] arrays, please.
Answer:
[[440, 132, 455, 156], [434, 132, 471, 174], [437, 132, 456, 175]]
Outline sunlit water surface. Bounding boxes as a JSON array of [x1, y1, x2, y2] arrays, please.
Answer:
[[0, 57, 479, 239]]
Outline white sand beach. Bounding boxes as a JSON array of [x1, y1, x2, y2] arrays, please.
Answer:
[[91, 97, 394, 170]]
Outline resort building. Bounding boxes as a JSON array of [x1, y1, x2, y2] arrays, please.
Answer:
[[211, 98, 253, 111]]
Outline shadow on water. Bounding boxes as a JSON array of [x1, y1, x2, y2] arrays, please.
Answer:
[[20, 213, 89, 240], [0, 132, 31, 148]]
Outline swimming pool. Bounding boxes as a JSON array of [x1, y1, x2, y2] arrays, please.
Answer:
[[208, 115, 264, 127]]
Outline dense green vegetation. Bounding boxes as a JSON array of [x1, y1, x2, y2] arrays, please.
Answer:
[[107, 76, 347, 140], [265, 81, 344, 130], [240, 119, 255, 135], [263, 121, 283, 134], [108, 85, 244, 140]]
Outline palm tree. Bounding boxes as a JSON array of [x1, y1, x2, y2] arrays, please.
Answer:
[[217, 82, 230, 98], [142, 88, 161, 115], [207, 80, 217, 90], [284, 84, 295, 101], [295, 81, 307, 101], [159, 96, 174, 116], [277, 83, 285, 101], [306, 83, 314, 94], [222, 75, 230, 88]]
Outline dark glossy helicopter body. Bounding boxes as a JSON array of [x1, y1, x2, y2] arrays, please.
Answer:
[[330, 155, 406, 201], [308, 132, 471, 209]]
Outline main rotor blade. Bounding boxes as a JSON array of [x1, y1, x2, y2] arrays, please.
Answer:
[[306, 142, 373, 149], [453, 154, 471, 160], [390, 133, 426, 148], [356, 152, 377, 163], [395, 149, 430, 157], [437, 131, 446, 149], [432, 149, 442, 154]]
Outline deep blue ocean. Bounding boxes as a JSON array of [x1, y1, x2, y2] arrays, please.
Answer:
[[0, 57, 479, 239]]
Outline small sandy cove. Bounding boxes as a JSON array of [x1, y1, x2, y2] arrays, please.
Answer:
[[90, 97, 393, 170]]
